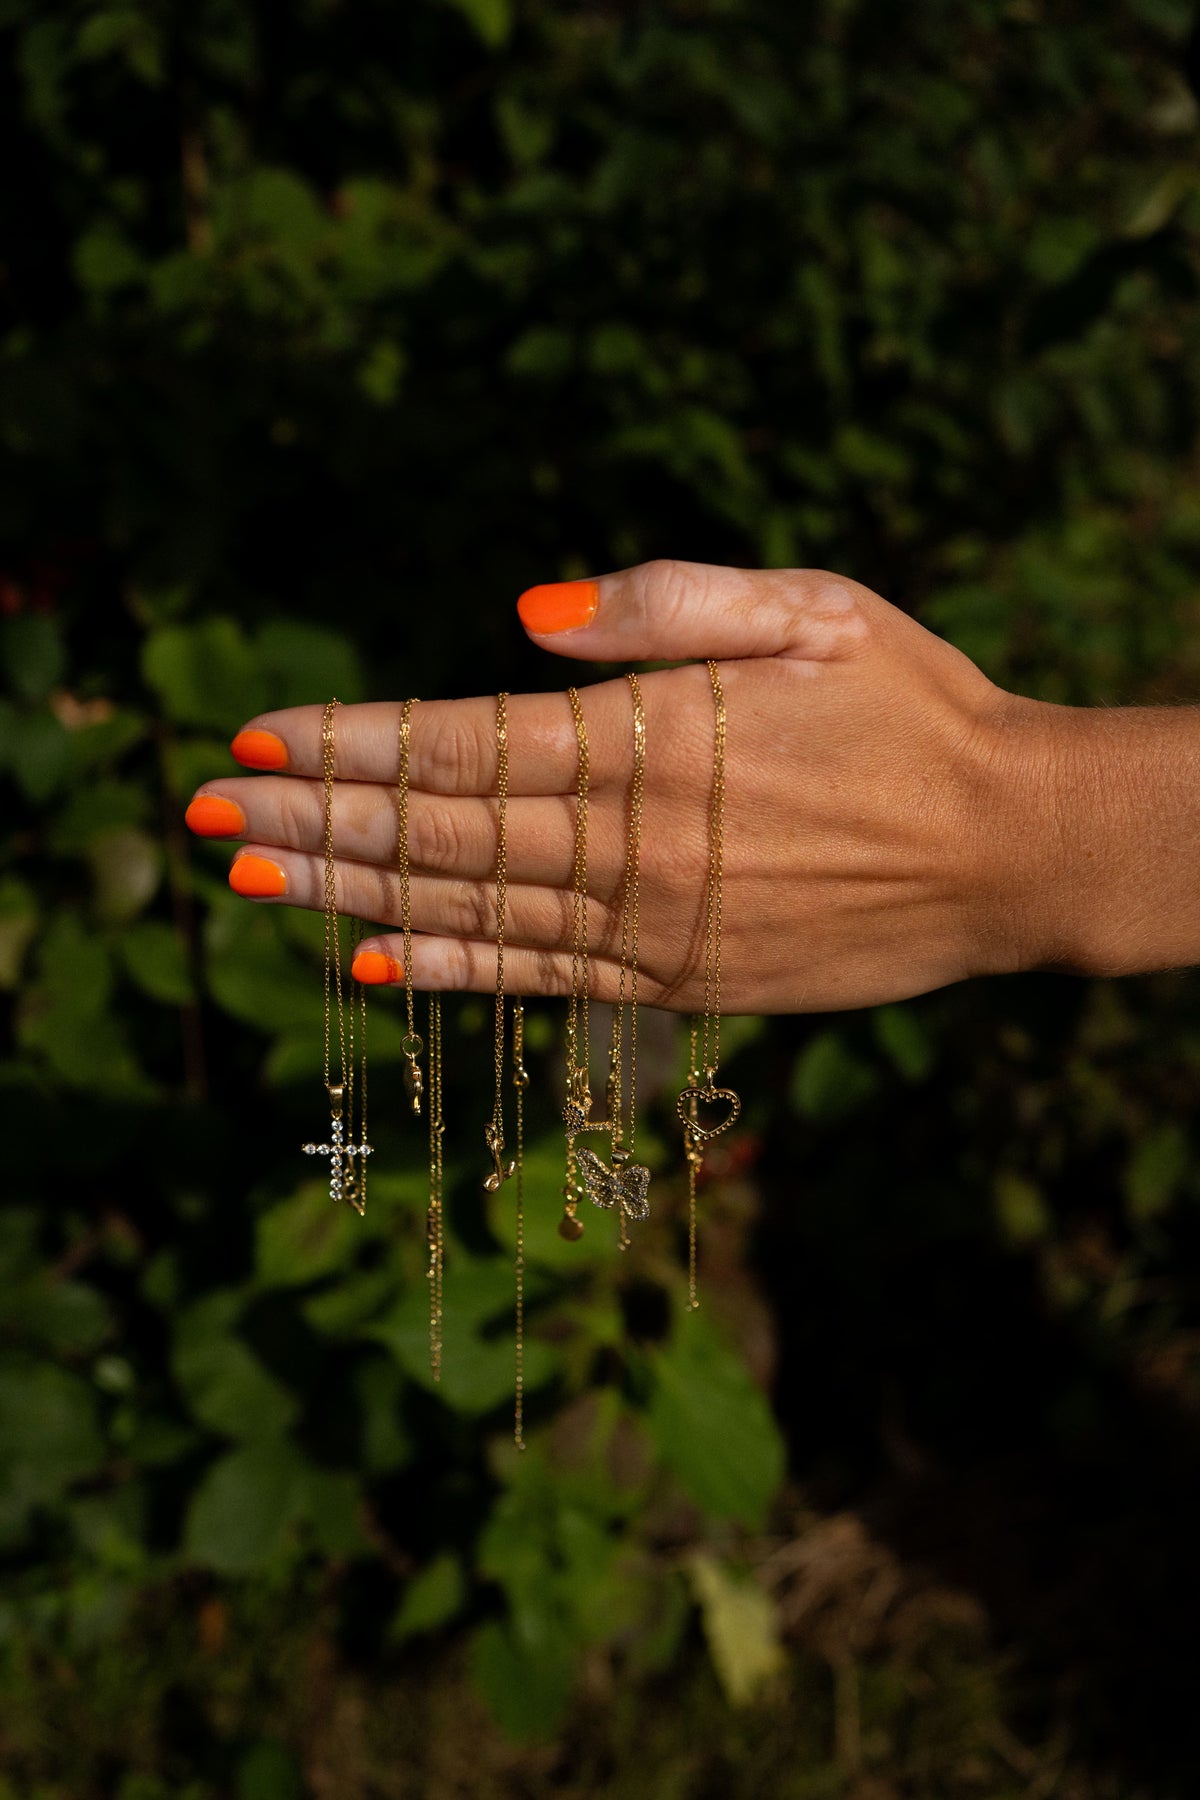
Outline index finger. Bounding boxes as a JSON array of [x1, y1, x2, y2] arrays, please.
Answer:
[[230, 683, 650, 796]]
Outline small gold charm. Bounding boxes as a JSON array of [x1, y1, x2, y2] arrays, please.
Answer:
[[675, 1075, 740, 1143], [483, 1120, 516, 1193], [577, 1146, 651, 1222], [401, 1033, 425, 1117]]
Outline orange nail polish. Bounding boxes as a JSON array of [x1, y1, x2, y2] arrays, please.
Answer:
[[185, 794, 245, 838], [351, 950, 403, 985], [230, 728, 288, 771], [516, 579, 598, 635], [229, 854, 287, 898]]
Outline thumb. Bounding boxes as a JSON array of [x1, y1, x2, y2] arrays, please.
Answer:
[[516, 559, 874, 663]]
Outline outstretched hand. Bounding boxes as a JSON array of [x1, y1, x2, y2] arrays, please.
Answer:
[[185, 559, 1048, 1013]]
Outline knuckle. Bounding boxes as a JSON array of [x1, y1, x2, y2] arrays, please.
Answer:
[[422, 711, 489, 794], [413, 803, 461, 875], [638, 558, 694, 629], [446, 878, 493, 940], [278, 780, 316, 851], [533, 948, 571, 997]]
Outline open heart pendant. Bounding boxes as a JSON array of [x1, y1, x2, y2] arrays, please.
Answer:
[[676, 1083, 741, 1143]]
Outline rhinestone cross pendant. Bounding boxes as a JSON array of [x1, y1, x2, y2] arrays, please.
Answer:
[[303, 1086, 371, 1215]]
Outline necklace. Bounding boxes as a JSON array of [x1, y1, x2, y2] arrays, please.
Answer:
[[302, 698, 372, 1214], [677, 661, 740, 1308], [484, 690, 516, 1198], [575, 673, 650, 1242]]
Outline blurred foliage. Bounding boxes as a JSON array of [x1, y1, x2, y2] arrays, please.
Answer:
[[3, 0, 1200, 1793]]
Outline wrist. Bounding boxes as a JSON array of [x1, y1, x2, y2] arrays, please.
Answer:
[[986, 697, 1200, 980]]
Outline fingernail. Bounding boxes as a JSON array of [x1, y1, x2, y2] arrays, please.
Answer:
[[516, 579, 598, 635], [230, 728, 288, 770], [229, 854, 287, 898], [351, 949, 403, 985], [185, 794, 245, 838]]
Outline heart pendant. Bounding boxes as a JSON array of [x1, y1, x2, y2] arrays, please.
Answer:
[[676, 1084, 741, 1143]]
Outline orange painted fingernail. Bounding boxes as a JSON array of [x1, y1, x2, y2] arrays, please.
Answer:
[[351, 950, 403, 985], [185, 794, 245, 838], [516, 579, 598, 635], [230, 728, 288, 770], [229, 854, 287, 898]]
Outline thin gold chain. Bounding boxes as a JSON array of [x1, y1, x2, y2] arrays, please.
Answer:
[[512, 997, 528, 1449], [483, 694, 516, 1196], [683, 661, 731, 1307], [566, 686, 592, 1087], [609, 672, 646, 1146], [698, 659, 726, 1080], [493, 692, 509, 1136], [609, 673, 647, 1248], [559, 686, 592, 1237], [322, 700, 345, 1092], [397, 698, 426, 1116], [313, 699, 368, 1215], [427, 991, 444, 1379]]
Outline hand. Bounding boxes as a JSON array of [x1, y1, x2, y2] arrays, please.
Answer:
[[185, 559, 1047, 1013]]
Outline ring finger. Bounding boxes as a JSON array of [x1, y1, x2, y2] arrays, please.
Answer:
[[227, 845, 622, 960]]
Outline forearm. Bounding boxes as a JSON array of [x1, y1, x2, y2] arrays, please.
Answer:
[[1005, 699, 1200, 979]]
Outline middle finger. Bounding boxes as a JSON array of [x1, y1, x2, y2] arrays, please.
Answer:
[[188, 776, 625, 894]]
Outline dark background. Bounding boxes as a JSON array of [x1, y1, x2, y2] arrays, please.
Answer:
[[3, 2, 1200, 1795]]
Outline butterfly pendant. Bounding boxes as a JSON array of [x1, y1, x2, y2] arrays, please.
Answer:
[[576, 1148, 651, 1223]]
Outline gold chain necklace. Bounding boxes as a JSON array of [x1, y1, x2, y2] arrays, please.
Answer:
[[302, 698, 372, 1214], [395, 699, 447, 1378], [575, 673, 650, 1242], [559, 686, 607, 1238], [678, 662, 740, 1308], [484, 691, 516, 1196]]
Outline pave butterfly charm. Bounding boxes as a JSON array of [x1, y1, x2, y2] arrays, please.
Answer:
[[577, 1146, 651, 1223]]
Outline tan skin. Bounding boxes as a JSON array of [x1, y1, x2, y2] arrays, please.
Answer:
[[188, 559, 1200, 1009]]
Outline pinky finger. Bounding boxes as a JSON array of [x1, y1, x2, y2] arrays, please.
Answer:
[[352, 932, 678, 1009]]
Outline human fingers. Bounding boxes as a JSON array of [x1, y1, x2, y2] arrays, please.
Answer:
[[516, 557, 878, 664], [226, 846, 622, 959], [349, 932, 679, 1008], [228, 682, 644, 796], [187, 779, 596, 891]]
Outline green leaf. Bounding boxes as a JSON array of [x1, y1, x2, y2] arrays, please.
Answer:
[[255, 621, 364, 708], [1126, 1123, 1189, 1225], [255, 1179, 365, 1288], [235, 1741, 304, 1800], [17, 914, 145, 1092], [353, 1355, 412, 1474], [688, 1551, 785, 1706], [183, 1439, 308, 1574], [142, 618, 266, 732], [2, 1275, 112, 1356], [391, 1551, 466, 1641], [119, 921, 194, 1004], [1, 613, 64, 701], [86, 825, 162, 923], [72, 221, 146, 295], [444, 0, 512, 49], [0, 876, 37, 989], [872, 1004, 934, 1082], [10, 708, 72, 801], [364, 1255, 555, 1413], [994, 1173, 1051, 1247], [204, 903, 324, 1037], [172, 1293, 297, 1440], [0, 1361, 106, 1511], [790, 1031, 878, 1122], [645, 1317, 784, 1528], [470, 1618, 573, 1741]]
